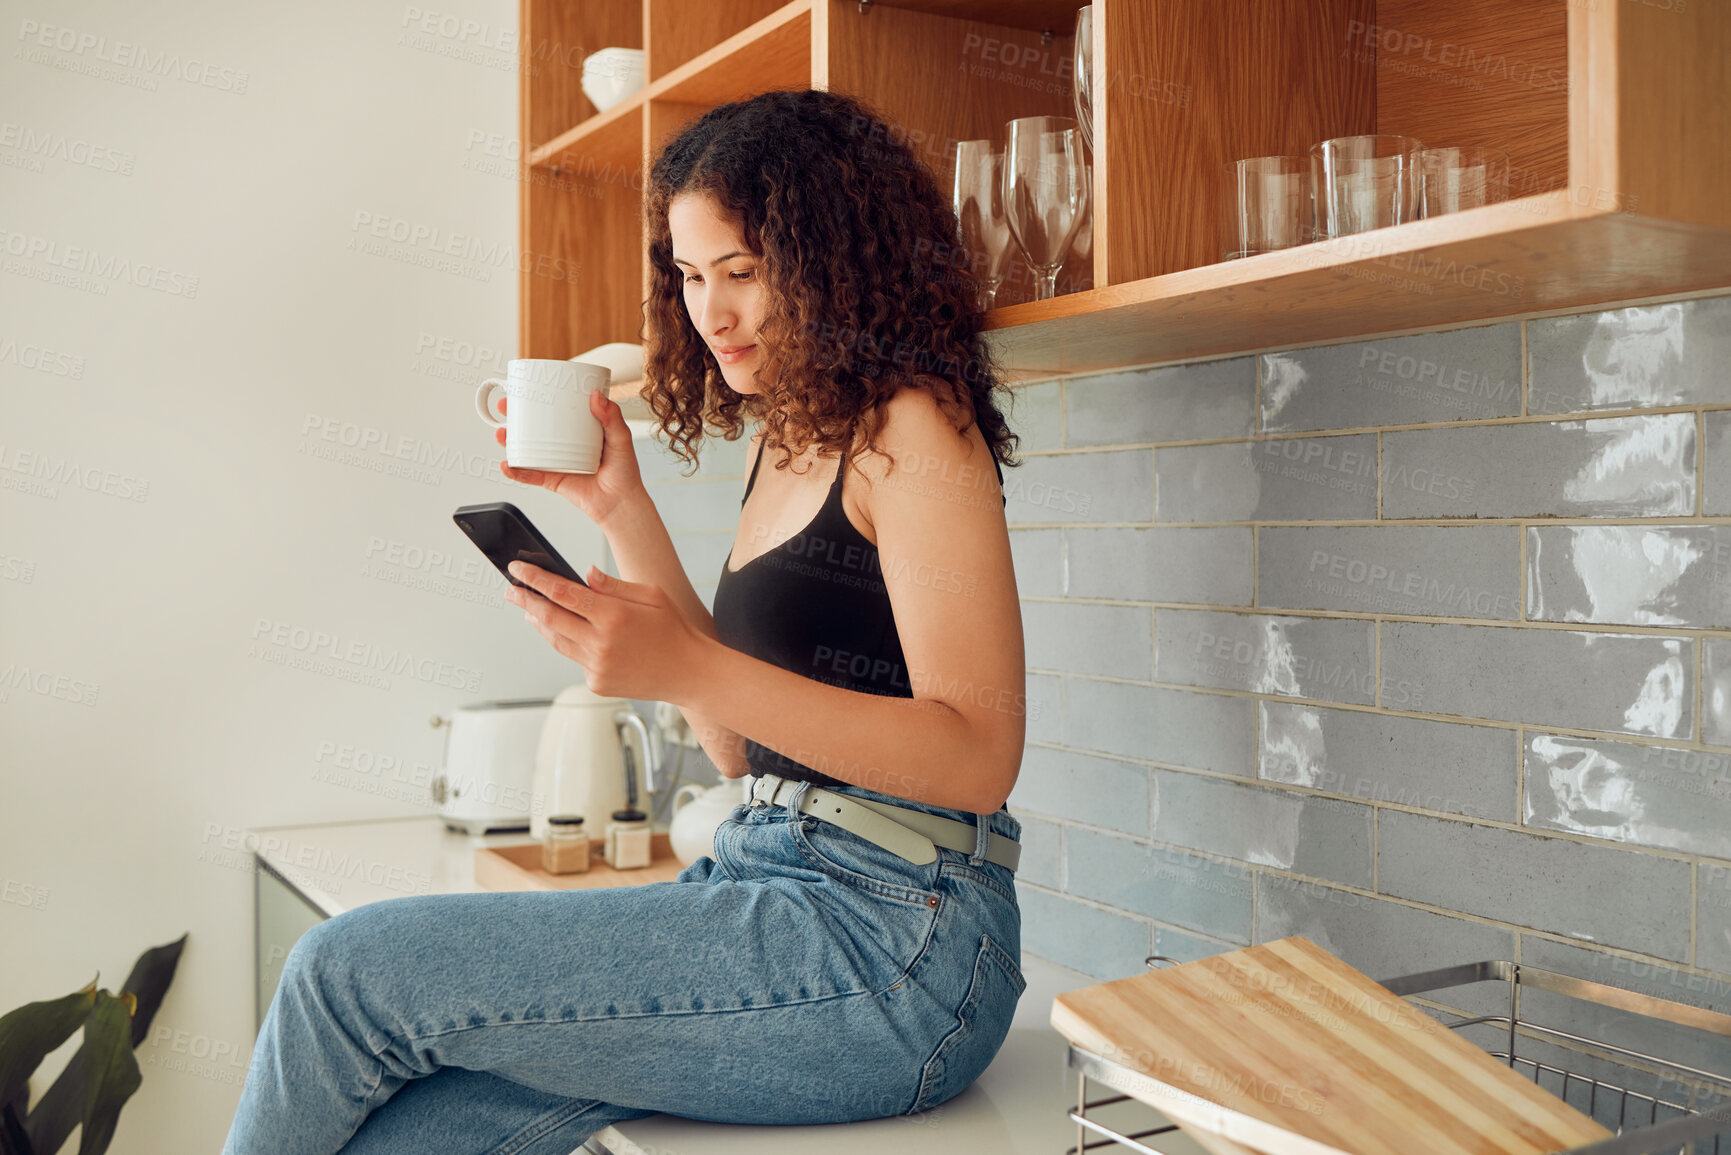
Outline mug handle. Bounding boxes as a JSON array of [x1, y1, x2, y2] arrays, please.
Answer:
[[475, 378, 508, 427]]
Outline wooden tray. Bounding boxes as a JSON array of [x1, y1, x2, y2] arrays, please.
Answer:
[[474, 834, 687, 892], [1050, 935, 1615, 1155]]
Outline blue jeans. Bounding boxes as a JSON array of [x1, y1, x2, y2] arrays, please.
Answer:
[[223, 780, 1026, 1154]]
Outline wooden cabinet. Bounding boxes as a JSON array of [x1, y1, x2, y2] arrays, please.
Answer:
[[518, 0, 1731, 396], [518, 0, 1082, 407]]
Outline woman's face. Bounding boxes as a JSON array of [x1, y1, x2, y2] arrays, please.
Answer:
[[669, 191, 765, 393]]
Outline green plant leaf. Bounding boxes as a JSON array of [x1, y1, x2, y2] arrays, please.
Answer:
[[72, 993, 139, 1155], [25, 935, 187, 1155], [1, 1100, 35, 1155], [0, 980, 97, 1112], [1, 1084, 27, 1153], [114, 936, 185, 1049]]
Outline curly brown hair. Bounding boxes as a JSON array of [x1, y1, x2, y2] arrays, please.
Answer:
[[640, 87, 1021, 483]]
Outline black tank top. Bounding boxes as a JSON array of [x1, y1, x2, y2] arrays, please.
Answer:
[[712, 432, 1006, 788]]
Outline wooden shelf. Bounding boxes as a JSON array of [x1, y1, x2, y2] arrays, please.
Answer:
[[652, 0, 811, 106], [865, 1, 1087, 35], [521, 0, 1731, 387], [982, 194, 1731, 379], [982, 0, 1731, 377], [529, 92, 643, 173], [528, 0, 813, 171]]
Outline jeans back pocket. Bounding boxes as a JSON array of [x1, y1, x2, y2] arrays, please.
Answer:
[[909, 932, 1027, 1114]]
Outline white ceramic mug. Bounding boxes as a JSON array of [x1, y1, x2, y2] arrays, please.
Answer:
[[476, 358, 610, 473]]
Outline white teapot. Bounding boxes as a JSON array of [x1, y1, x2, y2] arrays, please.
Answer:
[[669, 780, 749, 865]]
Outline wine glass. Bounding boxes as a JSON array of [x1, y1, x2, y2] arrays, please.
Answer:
[[1060, 199, 1093, 294], [1073, 5, 1094, 152], [952, 140, 1015, 311], [1004, 116, 1091, 301]]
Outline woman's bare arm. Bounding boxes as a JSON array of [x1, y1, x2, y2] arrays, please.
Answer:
[[600, 485, 753, 777]]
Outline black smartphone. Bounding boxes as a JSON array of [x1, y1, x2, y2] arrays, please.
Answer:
[[453, 502, 589, 590]]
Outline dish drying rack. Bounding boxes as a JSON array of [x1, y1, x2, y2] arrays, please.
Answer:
[[1065, 955, 1731, 1155]]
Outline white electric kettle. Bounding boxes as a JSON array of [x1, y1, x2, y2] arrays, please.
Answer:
[[529, 684, 658, 842]]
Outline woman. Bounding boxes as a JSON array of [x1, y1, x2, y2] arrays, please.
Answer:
[[223, 87, 1029, 1155]]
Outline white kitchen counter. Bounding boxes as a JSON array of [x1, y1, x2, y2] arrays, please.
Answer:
[[250, 816, 1202, 1155], [249, 813, 542, 917], [587, 951, 1206, 1155]]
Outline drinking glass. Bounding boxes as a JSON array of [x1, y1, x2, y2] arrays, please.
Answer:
[[1220, 156, 1314, 259], [1004, 116, 1091, 301], [1061, 203, 1093, 294], [1419, 146, 1512, 216], [952, 140, 1015, 311], [1073, 5, 1094, 152], [1310, 134, 1423, 239]]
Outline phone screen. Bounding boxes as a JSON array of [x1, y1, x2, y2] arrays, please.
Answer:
[[453, 502, 589, 589]]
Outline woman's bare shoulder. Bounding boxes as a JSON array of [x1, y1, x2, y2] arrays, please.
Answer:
[[853, 378, 990, 485]]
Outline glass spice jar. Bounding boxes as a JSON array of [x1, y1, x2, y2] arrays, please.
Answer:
[[541, 814, 590, 874]]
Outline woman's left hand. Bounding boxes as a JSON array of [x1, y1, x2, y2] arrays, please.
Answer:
[[504, 561, 706, 703]]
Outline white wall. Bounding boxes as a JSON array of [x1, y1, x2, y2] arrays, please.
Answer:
[[0, 1, 626, 1147]]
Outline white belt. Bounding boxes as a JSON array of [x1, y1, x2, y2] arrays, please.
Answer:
[[749, 773, 1020, 873]]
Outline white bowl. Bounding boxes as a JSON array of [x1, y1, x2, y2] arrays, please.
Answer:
[[581, 50, 645, 111], [582, 49, 644, 81], [582, 74, 643, 113], [584, 46, 643, 64]]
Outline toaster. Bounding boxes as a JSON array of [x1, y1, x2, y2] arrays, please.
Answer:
[[430, 698, 553, 834]]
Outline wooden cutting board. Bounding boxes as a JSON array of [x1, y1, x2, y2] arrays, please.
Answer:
[[474, 836, 686, 891], [1050, 936, 1614, 1155]]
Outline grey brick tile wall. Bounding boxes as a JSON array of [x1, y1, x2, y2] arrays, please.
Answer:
[[1699, 866, 1731, 974], [998, 289, 1731, 1063], [1259, 525, 1519, 619], [1705, 412, 1731, 516], [1381, 415, 1697, 519], [1014, 813, 1063, 890], [1261, 322, 1523, 432], [1527, 525, 1731, 629], [1011, 744, 1152, 837], [1024, 672, 1062, 744], [1380, 621, 1693, 737], [1004, 380, 1062, 452], [1155, 436, 1379, 523], [652, 287, 1731, 1061], [1015, 885, 1151, 979], [1022, 599, 1152, 680], [1523, 734, 1731, 857], [1258, 701, 1517, 821], [1527, 297, 1731, 414], [1705, 638, 1731, 746], [1150, 770, 1373, 888], [1005, 447, 1151, 525], [1254, 874, 1516, 1015], [1155, 610, 1376, 704], [1007, 527, 1063, 597], [1064, 678, 1255, 774], [1067, 356, 1256, 445], [1068, 526, 1254, 604], [1062, 825, 1255, 943], [1376, 810, 1692, 959]]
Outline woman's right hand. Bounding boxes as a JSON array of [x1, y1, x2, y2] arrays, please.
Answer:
[[495, 387, 646, 528]]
